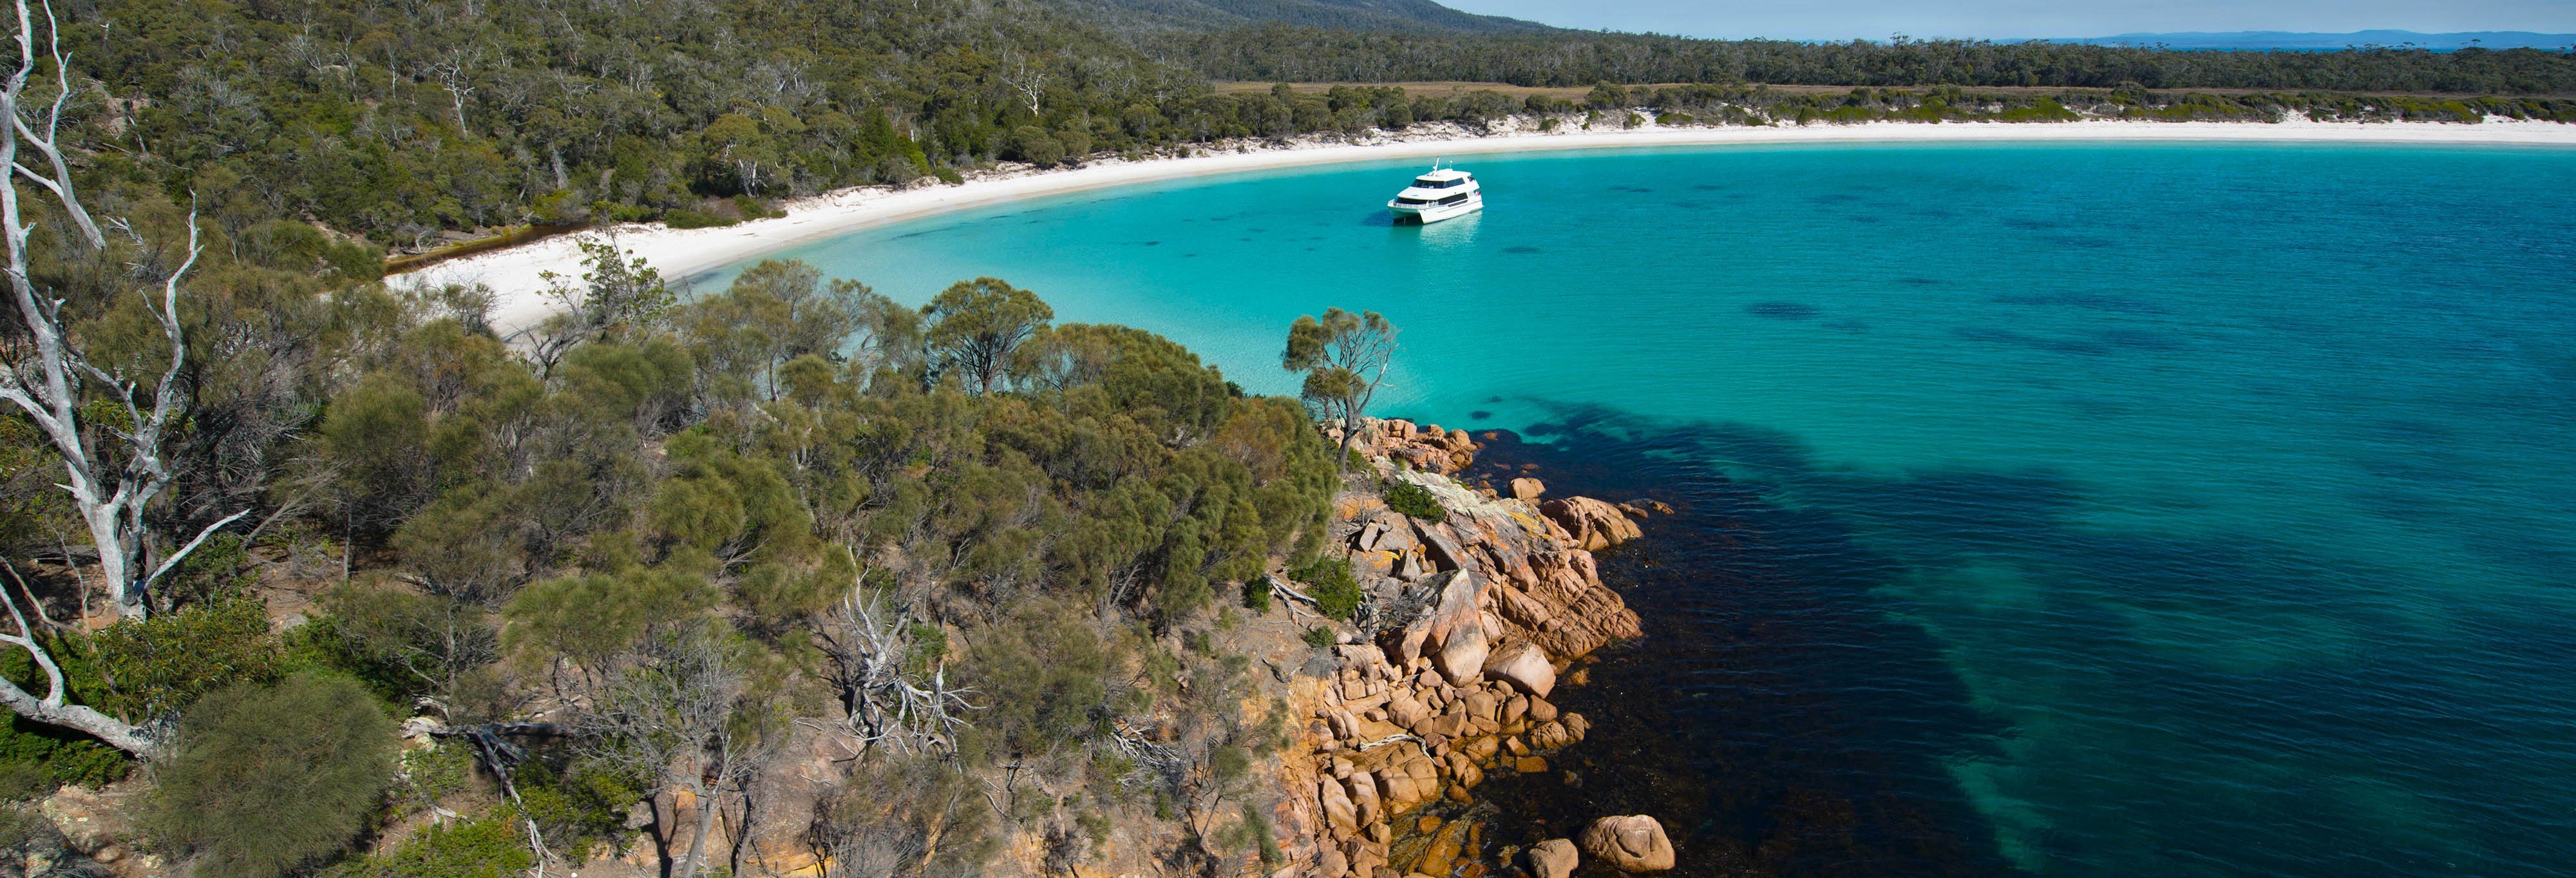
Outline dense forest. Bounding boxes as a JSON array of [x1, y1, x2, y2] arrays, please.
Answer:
[[1530, 82, 2576, 127], [1050, 0, 1553, 37], [1156, 28, 2576, 93], [50, 0, 2576, 256]]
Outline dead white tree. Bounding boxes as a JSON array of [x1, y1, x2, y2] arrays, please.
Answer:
[[0, 0, 245, 621], [0, 560, 148, 754], [424, 46, 477, 136], [583, 625, 775, 878], [999, 53, 1050, 117], [816, 562, 977, 757]]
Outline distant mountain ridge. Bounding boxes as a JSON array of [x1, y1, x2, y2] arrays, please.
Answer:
[[2060, 30, 2576, 51], [1050, 0, 1555, 34]]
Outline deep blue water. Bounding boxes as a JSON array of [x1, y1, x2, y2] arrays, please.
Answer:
[[699, 144, 2576, 877]]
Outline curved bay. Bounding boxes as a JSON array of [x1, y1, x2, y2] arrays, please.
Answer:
[[705, 143, 2576, 877]]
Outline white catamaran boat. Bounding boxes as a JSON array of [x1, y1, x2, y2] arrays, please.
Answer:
[[1387, 165, 1482, 224]]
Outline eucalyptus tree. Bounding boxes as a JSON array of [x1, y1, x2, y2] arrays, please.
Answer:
[[922, 276, 1052, 395], [1282, 307, 1398, 466]]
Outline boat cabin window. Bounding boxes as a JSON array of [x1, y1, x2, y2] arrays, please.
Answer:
[[1437, 193, 1469, 205], [1414, 177, 1464, 189]]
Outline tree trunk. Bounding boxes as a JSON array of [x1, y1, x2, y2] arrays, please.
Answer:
[[679, 782, 717, 878], [1336, 406, 1364, 468], [79, 506, 141, 619]]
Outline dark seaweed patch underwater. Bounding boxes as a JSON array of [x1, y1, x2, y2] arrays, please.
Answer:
[[1457, 417, 2022, 877]]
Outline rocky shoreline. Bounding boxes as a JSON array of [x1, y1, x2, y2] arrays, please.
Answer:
[[1274, 417, 1675, 877]]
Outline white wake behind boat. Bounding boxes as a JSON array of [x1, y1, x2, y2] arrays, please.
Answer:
[[1387, 166, 1482, 224]]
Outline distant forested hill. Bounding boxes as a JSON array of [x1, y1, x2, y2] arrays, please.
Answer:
[[78, 0, 1309, 245], [2062, 30, 2576, 51], [60, 0, 2576, 249], [1050, 0, 1555, 34]]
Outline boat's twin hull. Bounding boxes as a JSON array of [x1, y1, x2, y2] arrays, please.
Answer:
[[1389, 197, 1483, 224]]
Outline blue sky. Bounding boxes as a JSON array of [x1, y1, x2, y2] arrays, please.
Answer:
[[1434, 0, 2576, 41]]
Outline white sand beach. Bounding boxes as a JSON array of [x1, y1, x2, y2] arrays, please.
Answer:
[[401, 115, 2576, 334]]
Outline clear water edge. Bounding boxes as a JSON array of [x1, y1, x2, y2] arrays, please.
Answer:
[[696, 142, 2576, 877]]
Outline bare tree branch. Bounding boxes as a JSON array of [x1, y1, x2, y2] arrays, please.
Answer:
[[0, 558, 149, 754], [0, 0, 236, 620], [817, 557, 979, 758], [135, 508, 249, 596]]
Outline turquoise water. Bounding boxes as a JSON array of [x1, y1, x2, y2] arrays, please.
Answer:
[[700, 143, 2576, 876]]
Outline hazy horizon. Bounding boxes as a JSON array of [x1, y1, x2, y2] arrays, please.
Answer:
[[1435, 0, 2576, 43]]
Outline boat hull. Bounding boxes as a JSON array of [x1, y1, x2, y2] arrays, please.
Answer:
[[1389, 197, 1484, 224]]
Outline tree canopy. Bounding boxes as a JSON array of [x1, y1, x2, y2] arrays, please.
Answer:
[[1284, 307, 1397, 464]]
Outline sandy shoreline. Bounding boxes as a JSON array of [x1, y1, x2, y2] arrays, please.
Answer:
[[401, 115, 2576, 334]]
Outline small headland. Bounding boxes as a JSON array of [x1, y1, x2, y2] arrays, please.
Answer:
[[1270, 416, 1676, 877]]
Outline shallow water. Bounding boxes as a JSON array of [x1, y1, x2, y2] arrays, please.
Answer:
[[701, 143, 2576, 877]]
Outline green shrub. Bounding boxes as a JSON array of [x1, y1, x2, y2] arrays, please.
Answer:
[[238, 221, 383, 282], [147, 672, 399, 878], [151, 533, 260, 609], [395, 743, 472, 810], [0, 725, 123, 792], [0, 711, 128, 796], [600, 202, 658, 223], [332, 813, 533, 878], [933, 166, 964, 184], [79, 595, 284, 724], [511, 761, 643, 861], [1302, 627, 1336, 648], [957, 599, 1128, 761], [732, 195, 784, 220], [289, 583, 498, 709], [1289, 557, 1361, 622], [1239, 578, 1271, 613], [660, 208, 735, 229], [1381, 479, 1446, 524]]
